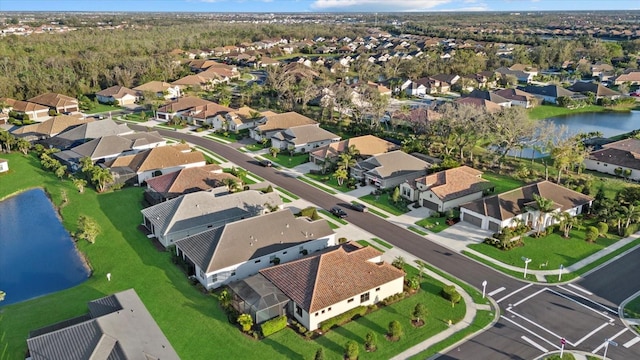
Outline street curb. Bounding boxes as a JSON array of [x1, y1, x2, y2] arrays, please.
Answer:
[[532, 349, 597, 360], [618, 289, 640, 336]]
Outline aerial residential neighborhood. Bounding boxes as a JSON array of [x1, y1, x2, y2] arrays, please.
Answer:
[[2, 3, 640, 360]]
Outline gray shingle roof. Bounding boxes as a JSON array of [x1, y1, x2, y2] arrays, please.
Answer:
[[272, 124, 340, 145], [55, 119, 133, 142], [355, 150, 430, 178], [141, 190, 282, 237], [176, 210, 334, 273]]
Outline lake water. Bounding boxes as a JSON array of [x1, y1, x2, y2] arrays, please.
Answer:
[[0, 189, 90, 306], [516, 110, 640, 158]]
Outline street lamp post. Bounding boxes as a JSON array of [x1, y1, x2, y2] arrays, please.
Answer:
[[603, 338, 618, 360], [482, 280, 487, 299], [521, 257, 532, 278]]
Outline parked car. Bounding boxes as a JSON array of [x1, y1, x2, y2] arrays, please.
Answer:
[[329, 206, 347, 218], [351, 202, 368, 213], [259, 159, 273, 167]]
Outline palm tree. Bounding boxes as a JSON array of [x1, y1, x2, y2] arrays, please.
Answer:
[[333, 166, 349, 186], [73, 178, 87, 193], [337, 153, 357, 175], [269, 147, 280, 158], [526, 194, 556, 237], [91, 167, 114, 193], [554, 212, 581, 238], [222, 178, 239, 193], [16, 137, 31, 155]]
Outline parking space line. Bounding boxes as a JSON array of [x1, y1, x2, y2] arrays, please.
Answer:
[[497, 283, 534, 303], [592, 328, 628, 353], [500, 315, 560, 350], [547, 288, 614, 321], [521, 335, 549, 352], [574, 322, 610, 347], [568, 283, 593, 296], [488, 287, 506, 297], [555, 285, 617, 315], [507, 308, 567, 344], [623, 336, 640, 348], [513, 288, 547, 307]]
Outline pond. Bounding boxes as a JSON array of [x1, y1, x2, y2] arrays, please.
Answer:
[[0, 188, 90, 306], [516, 110, 640, 159]]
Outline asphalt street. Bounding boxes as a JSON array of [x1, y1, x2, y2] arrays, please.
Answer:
[[140, 127, 640, 359]]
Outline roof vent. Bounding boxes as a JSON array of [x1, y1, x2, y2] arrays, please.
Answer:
[[250, 242, 253, 246], [286, 223, 289, 228]]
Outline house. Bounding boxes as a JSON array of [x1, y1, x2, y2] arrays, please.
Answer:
[[215, 106, 267, 132], [460, 181, 593, 232], [430, 74, 460, 86], [175, 209, 335, 290], [309, 135, 399, 165], [133, 81, 182, 100], [568, 81, 621, 100], [231, 242, 404, 330], [399, 166, 493, 211], [43, 119, 133, 150], [105, 144, 205, 185], [493, 88, 537, 108], [144, 164, 240, 204], [141, 189, 283, 247], [270, 124, 340, 154], [518, 84, 582, 104], [584, 138, 640, 181], [466, 90, 512, 107], [0, 159, 7, 173], [54, 131, 166, 170], [95, 85, 139, 105], [156, 96, 213, 122], [250, 111, 317, 142], [25, 289, 179, 360], [610, 71, 640, 86], [0, 98, 50, 122], [11, 115, 92, 142], [28, 92, 79, 114], [509, 64, 539, 77], [454, 97, 502, 113], [494, 67, 534, 84], [351, 150, 431, 189]]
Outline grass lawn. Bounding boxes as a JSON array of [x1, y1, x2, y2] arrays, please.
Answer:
[[482, 172, 525, 194], [244, 143, 268, 152], [306, 172, 354, 193], [468, 226, 621, 271], [85, 103, 122, 114], [122, 111, 153, 122], [276, 186, 299, 200], [372, 238, 393, 249], [359, 193, 410, 216], [624, 296, 640, 319], [463, 251, 538, 282], [318, 209, 348, 225], [408, 226, 428, 236], [263, 152, 310, 168], [206, 131, 249, 143], [298, 176, 338, 194], [280, 195, 292, 203], [363, 205, 390, 219], [416, 216, 449, 233], [356, 240, 385, 253], [528, 104, 605, 120]]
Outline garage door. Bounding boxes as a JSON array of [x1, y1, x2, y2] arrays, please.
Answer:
[[462, 212, 483, 227], [488, 221, 501, 232], [422, 199, 439, 211]]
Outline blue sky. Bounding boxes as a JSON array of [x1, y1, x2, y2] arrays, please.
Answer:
[[0, 0, 638, 13]]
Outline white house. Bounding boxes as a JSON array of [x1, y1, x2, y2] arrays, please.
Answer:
[[351, 150, 431, 189], [175, 210, 335, 290], [96, 85, 139, 105], [0, 159, 8, 173], [583, 138, 640, 181], [270, 124, 340, 154], [460, 181, 593, 232], [250, 112, 317, 142]]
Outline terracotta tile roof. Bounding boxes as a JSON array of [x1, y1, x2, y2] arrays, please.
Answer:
[[145, 165, 239, 195], [158, 96, 213, 113], [28, 92, 78, 109], [112, 145, 205, 173], [310, 135, 399, 161], [0, 98, 49, 113], [12, 115, 92, 137], [96, 85, 137, 98], [133, 81, 175, 93], [226, 106, 264, 125], [260, 243, 404, 313], [171, 74, 213, 87], [415, 166, 492, 201], [257, 111, 317, 133], [461, 180, 593, 221]]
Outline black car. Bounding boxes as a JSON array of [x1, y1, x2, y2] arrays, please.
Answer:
[[259, 159, 273, 167], [351, 202, 368, 213], [329, 206, 348, 218]]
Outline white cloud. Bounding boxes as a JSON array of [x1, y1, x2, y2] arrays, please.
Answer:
[[311, 0, 453, 11]]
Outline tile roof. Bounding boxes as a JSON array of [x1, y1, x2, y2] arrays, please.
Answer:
[[272, 124, 340, 145], [588, 143, 640, 170], [28, 92, 78, 109], [355, 150, 430, 179], [158, 96, 213, 113], [467, 89, 510, 104], [256, 112, 317, 133], [176, 210, 333, 272], [12, 115, 92, 137], [63, 132, 164, 160], [133, 81, 175, 93], [141, 190, 282, 237], [461, 180, 593, 221], [54, 119, 133, 142], [107, 144, 205, 173], [603, 138, 640, 154], [568, 82, 620, 97], [415, 166, 492, 201], [454, 97, 502, 113], [493, 88, 535, 102], [310, 135, 399, 161], [0, 98, 49, 113], [518, 84, 577, 99], [260, 243, 404, 313], [96, 85, 137, 98], [145, 165, 239, 196], [26, 289, 179, 360]]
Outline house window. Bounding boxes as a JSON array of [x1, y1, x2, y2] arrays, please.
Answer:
[[315, 312, 318, 317], [211, 274, 218, 282], [231, 270, 236, 277], [322, 310, 325, 314], [199, 270, 205, 279], [347, 298, 354, 303], [375, 287, 380, 292], [296, 305, 303, 316], [360, 292, 370, 303], [328, 307, 332, 311], [282, 251, 287, 255]]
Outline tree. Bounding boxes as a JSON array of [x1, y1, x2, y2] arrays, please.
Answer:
[[237, 313, 253, 332], [314, 348, 325, 360], [54, 164, 67, 179], [332, 166, 349, 186], [392, 256, 405, 270], [91, 166, 114, 193], [269, 147, 280, 158], [344, 340, 359, 360], [585, 226, 599, 243], [412, 303, 428, 326], [388, 320, 403, 341], [526, 194, 556, 237], [16, 137, 31, 155], [218, 289, 232, 310], [222, 177, 239, 193], [554, 212, 581, 238], [337, 152, 357, 174], [392, 186, 401, 204], [406, 276, 420, 291], [364, 331, 377, 352], [415, 260, 427, 282], [449, 291, 462, 307], [76, 215, 100, 244], [0, 131, 16, 152], [490, 107, 539, 161], [597, 222, 609, 238]]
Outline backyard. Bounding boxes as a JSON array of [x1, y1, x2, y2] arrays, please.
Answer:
[[482, 172, 525, 194], [0, 152, 474, 360]]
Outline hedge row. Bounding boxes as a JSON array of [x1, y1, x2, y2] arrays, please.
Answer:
[[319, 306, 367, 332], [261, 315, 288, 337], [440, 285, 461, 304]]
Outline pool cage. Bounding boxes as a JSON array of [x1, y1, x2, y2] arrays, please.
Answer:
[[228, 274, 290, 324]]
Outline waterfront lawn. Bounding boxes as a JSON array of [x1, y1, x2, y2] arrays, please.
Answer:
[[528, 104, 605, 120], [482, 172, 525, 194], [263, 152, 310, 168], [468, 225, 620, 271]]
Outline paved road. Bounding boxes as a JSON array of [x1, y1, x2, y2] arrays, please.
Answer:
[[138, 127, 640, 359]]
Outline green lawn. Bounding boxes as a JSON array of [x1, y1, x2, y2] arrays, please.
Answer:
[[276, 186, 299, 200], [528, 104, 605, 120], [263, 152, 310, 168], [359, 193, 410, 216], [482, 172, 525, 194], [244, 143, 268, 152], [468, 226, 621, 271], [372, 238, 393, 249], [625, 296, 640, 319], [363, 205, 390, 219], [298, 176, 338, 194], [205, 131, 249, 143], [356, 240, 385, 253], [408, 226, 428, 236], [306, 172, 353, 193], [85, 103, 122, 114], [463, 251, 538, 282], [416, 216, 449, 233], [122, 111, 153, 122], [318, 209, 348, 225]]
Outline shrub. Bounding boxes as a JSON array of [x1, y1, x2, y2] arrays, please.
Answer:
[[314, 348, 325, 360], [345, 340, 359, 360], [365, 331, 377, 351], [237, 313, 253, 332], [585, 226, 599, 242], [597, 222, 608, 237], [388, 320, 402, 341], [625, 223, 639, 237], [298, 206, 321, 220], [261, 315, 287, 337], [338, 237, 348, 244], [406, 276, 420, 291], [319, 306, 367, 332], [441, 285, 461, 305]]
